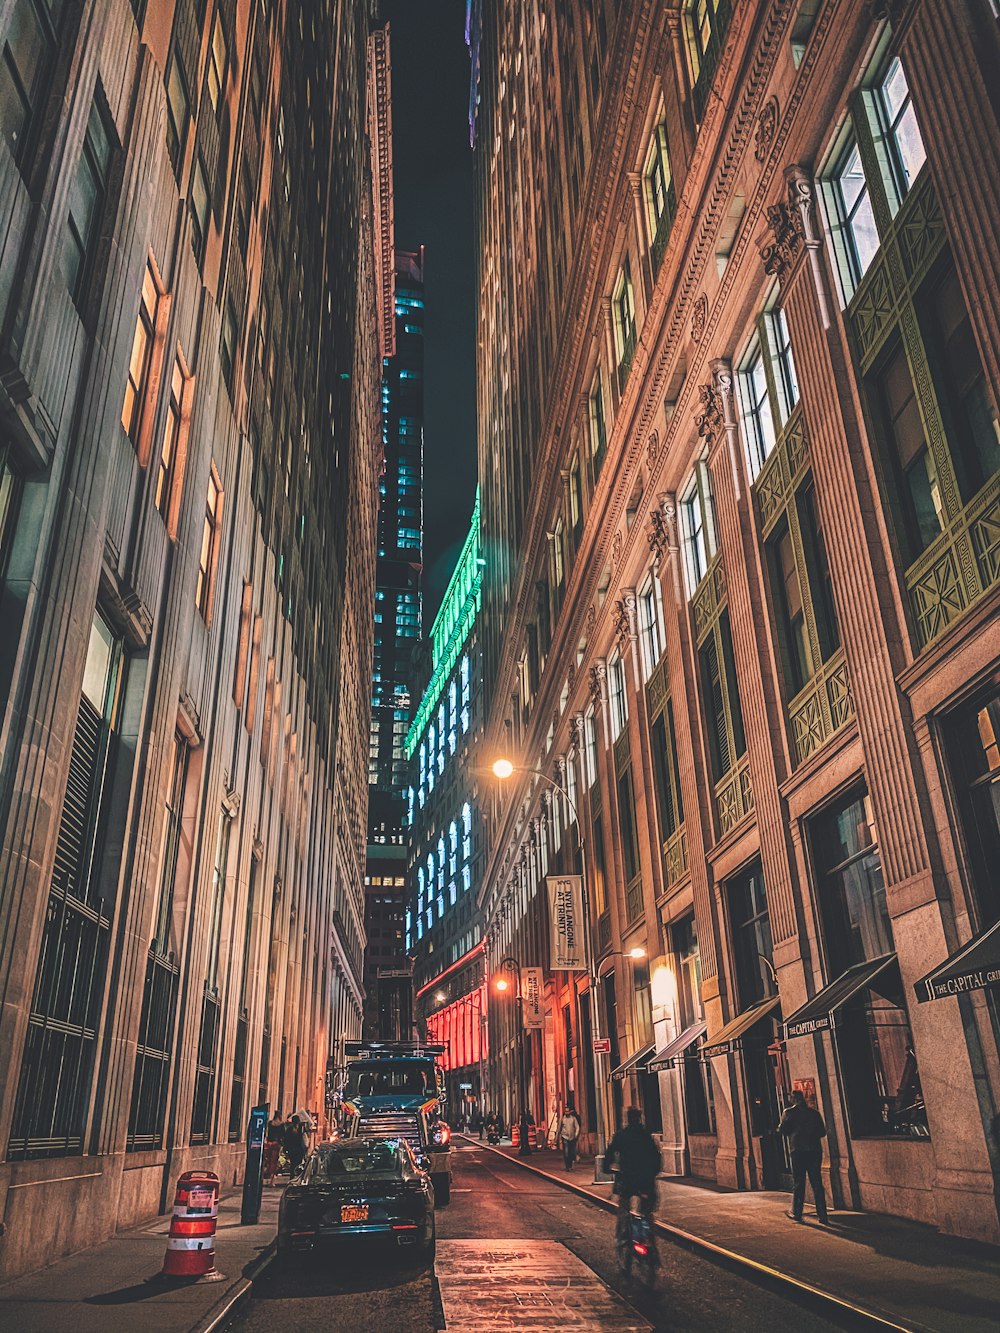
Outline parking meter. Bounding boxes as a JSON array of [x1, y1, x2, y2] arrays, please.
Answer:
[[241, 1103, 269, 1224]]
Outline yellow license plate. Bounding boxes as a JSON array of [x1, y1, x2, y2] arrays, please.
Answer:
[[341, 1204, 369, 1223]]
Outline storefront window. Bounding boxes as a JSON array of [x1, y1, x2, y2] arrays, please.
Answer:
[[945, 685, 1000, 928], [811, 788, 927, 1138], [673, 916, 715, 1135]]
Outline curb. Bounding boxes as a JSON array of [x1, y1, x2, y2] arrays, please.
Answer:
[[468, 1137, 914, 1333], [197, 1241, 276, 1333]]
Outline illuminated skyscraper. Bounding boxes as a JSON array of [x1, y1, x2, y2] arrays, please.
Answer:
[[364, 250, 426, 1038]]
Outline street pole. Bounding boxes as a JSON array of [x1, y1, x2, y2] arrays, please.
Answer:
[[523, 767, 610, 1181], [500, 954, 532, 1156]]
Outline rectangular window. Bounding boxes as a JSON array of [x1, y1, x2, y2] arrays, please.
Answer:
[[946, 687, 1000, 928], [608, 653, 628, 738], [874, 57, 926, 205], [206, 10, 227, 115], [616, 768, 639, 884], [589, 375, 607, 476], [651, 702, 684, 841], [769, 307, 799, 420], [673, 916, 716, 1134], [769, 519, 811, 694], [584, 709, 598, 787], [9, 611, 124, 1159], [797, 481, 840, 663], [874, 339, 944, 561], [569, 455, 582, 539], [728, 862, 775, 1008], [614, 259, 637, 389], [740, 338, 777, 479], [638, 579, 662, 680], [699, 609, 746, 783], [196, 465, 222, 621], [155, 359, 184, 521], [165, 54, 190, 171], [220, 296, 238, 392], [0, 0, 60, 170], [190, 154, 210, 263], [811, 788, 926, 1138], [62, 98, 113, 306], [680, 460, 717, 596], [645, 122, 674, 239], [121, 262, 159, 443], [921, 265, 1000, 505], [830, 135, 880, 291]]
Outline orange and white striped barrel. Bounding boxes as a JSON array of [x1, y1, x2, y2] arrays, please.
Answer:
[[161, 1171, 221, 1279]]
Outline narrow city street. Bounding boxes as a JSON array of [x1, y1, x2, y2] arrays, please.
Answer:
[[227, 1140, 840, 1333]]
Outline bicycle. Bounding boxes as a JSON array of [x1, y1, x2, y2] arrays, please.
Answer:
[[614, 1183, 659, 1287]]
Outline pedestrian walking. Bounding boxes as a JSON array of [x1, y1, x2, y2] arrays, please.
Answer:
[[778, 1089, 830, 1224], [559, 1104, 581, 1170], [264, 1108, 284, 1185], [284, 1114, 308, 1175]]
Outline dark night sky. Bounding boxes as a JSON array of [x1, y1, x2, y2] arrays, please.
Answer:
[[384, 0, 478, 625]]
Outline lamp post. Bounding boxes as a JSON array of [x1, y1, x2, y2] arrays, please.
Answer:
[[491, 757, 611, 1180], [495, 955, 532, 1156]]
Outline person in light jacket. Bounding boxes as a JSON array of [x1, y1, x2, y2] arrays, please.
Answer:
[[778, 1089, 830, 1224], [559, 1104, 582, 1170]]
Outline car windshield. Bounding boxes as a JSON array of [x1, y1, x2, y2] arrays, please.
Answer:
[[345, 1061, 433, 1097], [306, 1141, 405, 1182]]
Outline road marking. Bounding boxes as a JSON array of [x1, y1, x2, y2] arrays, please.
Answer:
[[435, 1239, 650, 1332]]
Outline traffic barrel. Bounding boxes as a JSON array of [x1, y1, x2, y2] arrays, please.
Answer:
[[161, 1171, 222, 1279]]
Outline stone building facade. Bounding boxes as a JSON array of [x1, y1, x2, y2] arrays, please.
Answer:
[[0, 0, 389, 1278], [474, 0, 1000, 1242]]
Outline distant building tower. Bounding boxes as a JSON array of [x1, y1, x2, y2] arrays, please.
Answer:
[[406, 497, 487, 1116], [364, 250, 426, 1039]]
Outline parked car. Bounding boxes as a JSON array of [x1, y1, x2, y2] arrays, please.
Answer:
[[278, 1137, 435, 1263]]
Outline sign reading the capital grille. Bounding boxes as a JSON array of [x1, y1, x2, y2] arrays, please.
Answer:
[[547, 875, 586, 970], [521, 966, 544, 1029]]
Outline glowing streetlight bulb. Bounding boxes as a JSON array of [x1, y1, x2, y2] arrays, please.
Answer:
[[628, 946, 647, 960], [495, 976, 509, 992], [434, 990, 447, 1003], [491, 757, 515, 779]]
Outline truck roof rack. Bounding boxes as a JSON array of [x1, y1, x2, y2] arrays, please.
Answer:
[[344, 1041, 446, 1058]]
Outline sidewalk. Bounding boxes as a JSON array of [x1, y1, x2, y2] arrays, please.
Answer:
[[0, 1184, 280, 1333], [478, 1139, 1000, 1333]]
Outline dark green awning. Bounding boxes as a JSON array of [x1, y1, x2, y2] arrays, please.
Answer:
[[648, 1021, 707, 1072], [783, 955, 897, 1039], [703, 996, 780, 1059], [914, 920, 1000, 1002], [610, 1040, 657, 1082]]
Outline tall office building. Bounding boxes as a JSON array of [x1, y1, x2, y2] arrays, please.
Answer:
[[0, 0, 389, 1279], [473, 0, 1000, 1244], [405, 498, 487, 1111], [363, 249, 425, 1038]]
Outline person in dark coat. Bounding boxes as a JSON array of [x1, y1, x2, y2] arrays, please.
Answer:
[[283, 1114, 308, 1174], [605, 1107, 661, 1243], [778, 1089, 829, 1223]]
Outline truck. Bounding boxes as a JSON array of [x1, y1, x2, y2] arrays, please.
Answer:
[[339, 1041, 453, 1204]]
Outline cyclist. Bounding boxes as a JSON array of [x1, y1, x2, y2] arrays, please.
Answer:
[[605, 1106, 661, 1255]]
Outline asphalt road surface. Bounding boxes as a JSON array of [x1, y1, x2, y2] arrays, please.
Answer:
[[226, 1139, 842, 1333]]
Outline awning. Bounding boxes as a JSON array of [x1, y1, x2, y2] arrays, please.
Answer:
[[610, 1040, 657, 1082], [783, 955, 897, 1039], [914, 918, 1000, 1003], [703, 996, 781, 1059], [647, 1021, 708, 1072]]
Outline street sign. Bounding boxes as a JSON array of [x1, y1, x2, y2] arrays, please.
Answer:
[[459, 1082, 473, 1090], [592, 1038, 611, 1054]]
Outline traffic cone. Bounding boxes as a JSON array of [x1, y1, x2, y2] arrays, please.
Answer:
[[161, 1171, 223, 1280]]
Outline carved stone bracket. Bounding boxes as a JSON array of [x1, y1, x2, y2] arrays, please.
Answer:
[[589, 662, 607, 709], [757, 198, 804, 279], [611, 530, 623, 567], [647, 508, 669, 565], [585, 604, 597, 636], [614, 593, 637, 654], [694, 382, 723, 445], [646, 429, 660, 466]]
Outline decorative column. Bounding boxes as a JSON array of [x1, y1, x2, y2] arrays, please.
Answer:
[[697, 369, 800, 951]]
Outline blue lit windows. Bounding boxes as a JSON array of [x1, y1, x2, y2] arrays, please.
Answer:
[[437, 836, 446, 889], [449, 821, 458, 876], [462, 865, 472, 894], [449, 881, 457, 906], [462, 803, 472, 860]]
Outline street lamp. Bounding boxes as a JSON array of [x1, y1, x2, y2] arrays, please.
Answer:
[[494, 955, 532, 1156], [491, 756, 611, 1180]]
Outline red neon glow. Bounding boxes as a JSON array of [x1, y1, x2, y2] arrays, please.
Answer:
[[425, 982, 488, 1072]]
